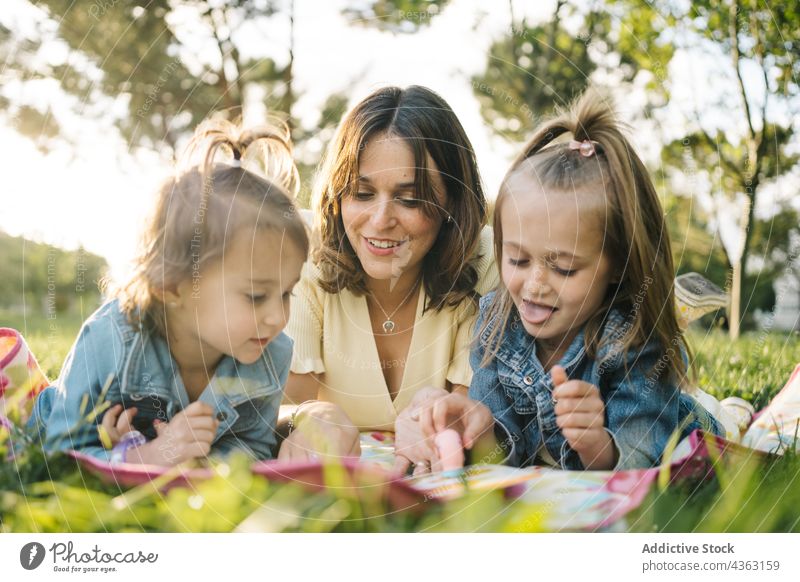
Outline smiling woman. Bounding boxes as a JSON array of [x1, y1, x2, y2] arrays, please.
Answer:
[[281, 86, 498, 474]]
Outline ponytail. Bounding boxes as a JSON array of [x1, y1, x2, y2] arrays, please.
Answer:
[[485, 89, 688, 389]]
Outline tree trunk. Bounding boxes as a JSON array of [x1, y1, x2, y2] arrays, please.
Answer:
[[285, 0, 296, 129], [730, 257, 742, 339]]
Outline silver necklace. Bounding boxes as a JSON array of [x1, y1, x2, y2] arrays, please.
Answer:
[[369, 279, 422, 334]]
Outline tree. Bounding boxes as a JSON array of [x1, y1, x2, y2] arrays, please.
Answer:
[[9, 1, 292, 158], [3, 1, 348, 197], [611, 0, 800, 338], [471, 1, 673, 141], [342, 0, 450, 33]]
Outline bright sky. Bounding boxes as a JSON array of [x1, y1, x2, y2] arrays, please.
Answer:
[[1, 0, 796, 282]]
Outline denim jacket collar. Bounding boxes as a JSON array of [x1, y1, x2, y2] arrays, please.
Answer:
[[479, 308, 589, 378]]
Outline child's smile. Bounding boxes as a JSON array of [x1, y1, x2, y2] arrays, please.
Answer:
[[499, 171, 616, 356]]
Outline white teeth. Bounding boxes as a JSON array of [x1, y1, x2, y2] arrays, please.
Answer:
[[368, 239, 402, 249]]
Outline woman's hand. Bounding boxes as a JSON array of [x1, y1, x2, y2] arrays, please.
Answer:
[[393, 386, 449, 476], [127, 401, 219, 466], [418, 392, 495, 451], [551, 365, 617, 470], [277, 401, 360, 462]]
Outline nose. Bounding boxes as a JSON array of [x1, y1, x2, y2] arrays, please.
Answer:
[[261, 299, 287, 329], [524, 263, 552, 297], [368, 196, 398, 230]]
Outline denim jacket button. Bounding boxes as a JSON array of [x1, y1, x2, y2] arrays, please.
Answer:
[[216, 411, 228, 422], [523, 375, 533, 386]]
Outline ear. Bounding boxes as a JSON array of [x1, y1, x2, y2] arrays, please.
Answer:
[[159, 283, 184, 308]]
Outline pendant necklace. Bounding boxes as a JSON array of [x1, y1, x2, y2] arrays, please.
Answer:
[[370, 278, 422, 334]]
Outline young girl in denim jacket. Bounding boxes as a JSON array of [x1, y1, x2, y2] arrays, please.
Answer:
[[419, 90, 721, 470], [32, 119, 358, 465]]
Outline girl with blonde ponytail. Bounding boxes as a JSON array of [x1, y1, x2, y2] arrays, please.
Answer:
[[419, 90, 722, 470], [31, 116, 358, 465]]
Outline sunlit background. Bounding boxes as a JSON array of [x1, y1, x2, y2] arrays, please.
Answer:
[[1, 0, 798, 334]]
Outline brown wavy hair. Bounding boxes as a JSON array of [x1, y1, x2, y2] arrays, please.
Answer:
[[112, 117, 309, 337], [313, 85, 488, 311], [481, 89, 688, 387]]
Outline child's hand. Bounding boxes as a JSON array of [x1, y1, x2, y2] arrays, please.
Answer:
[[99, 403, 138, 448], [551, 365, 617, 470], [418, 392, 494, 451], [128, 401, 219, 466]]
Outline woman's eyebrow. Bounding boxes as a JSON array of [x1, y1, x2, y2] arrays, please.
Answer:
[[357, 175, 416, 189]]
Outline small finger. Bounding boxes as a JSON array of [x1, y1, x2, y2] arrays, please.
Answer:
[[116, 407, 138, 434], [183, 402, 214, 417], [101, 404, 122, 431], [185, 428, 216, 444], [555, 396, 604, 416], [553, 380, 599, 400], [556, 411, 604, 430], [186, 416, 220, 431], [551, 365, 569, 387]]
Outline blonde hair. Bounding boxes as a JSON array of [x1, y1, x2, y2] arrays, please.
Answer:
[[482, 89, 688, 386], [312, 86, 488, 311], [114, 117, 309, 337]]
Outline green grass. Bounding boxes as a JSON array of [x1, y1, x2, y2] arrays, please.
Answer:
[[688, 328, 800, 409], [2, 309, 799, 532]]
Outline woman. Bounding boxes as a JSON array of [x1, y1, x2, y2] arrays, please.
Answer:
[[280, 86, 497, 473]]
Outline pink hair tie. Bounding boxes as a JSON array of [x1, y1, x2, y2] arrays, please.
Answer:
[[568, 139, 597, 157]]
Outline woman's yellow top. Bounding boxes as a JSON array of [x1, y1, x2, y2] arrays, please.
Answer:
[[286, 226, 498, 430]]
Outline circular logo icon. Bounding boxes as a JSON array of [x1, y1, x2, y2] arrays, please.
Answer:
[[20, 542, 46, 570]]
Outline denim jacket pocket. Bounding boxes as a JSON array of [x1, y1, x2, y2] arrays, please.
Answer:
[[228, 399, 266, 433], [498, 375, 537, 415]]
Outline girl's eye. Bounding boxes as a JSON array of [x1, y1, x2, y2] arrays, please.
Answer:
[[246, 294, 267, 303], [508, 258, 529, 267], [354, 192, 373, 201], [553, 266, 577, 277]]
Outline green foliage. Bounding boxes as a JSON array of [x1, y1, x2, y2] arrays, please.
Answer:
[[472, 2, 597, 140], [0, 231, 107, 315], [342, 0, 450, 33], [17, 1, 291, 156], [665, 194, 799, 319], [614, 0, 800, 334]]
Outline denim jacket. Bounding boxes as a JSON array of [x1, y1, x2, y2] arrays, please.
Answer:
[[469, 292, 721, 470], [31, 299, 290, 462]]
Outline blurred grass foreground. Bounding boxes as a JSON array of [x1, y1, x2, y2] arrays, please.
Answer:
[[1, 305, 799, 532]]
